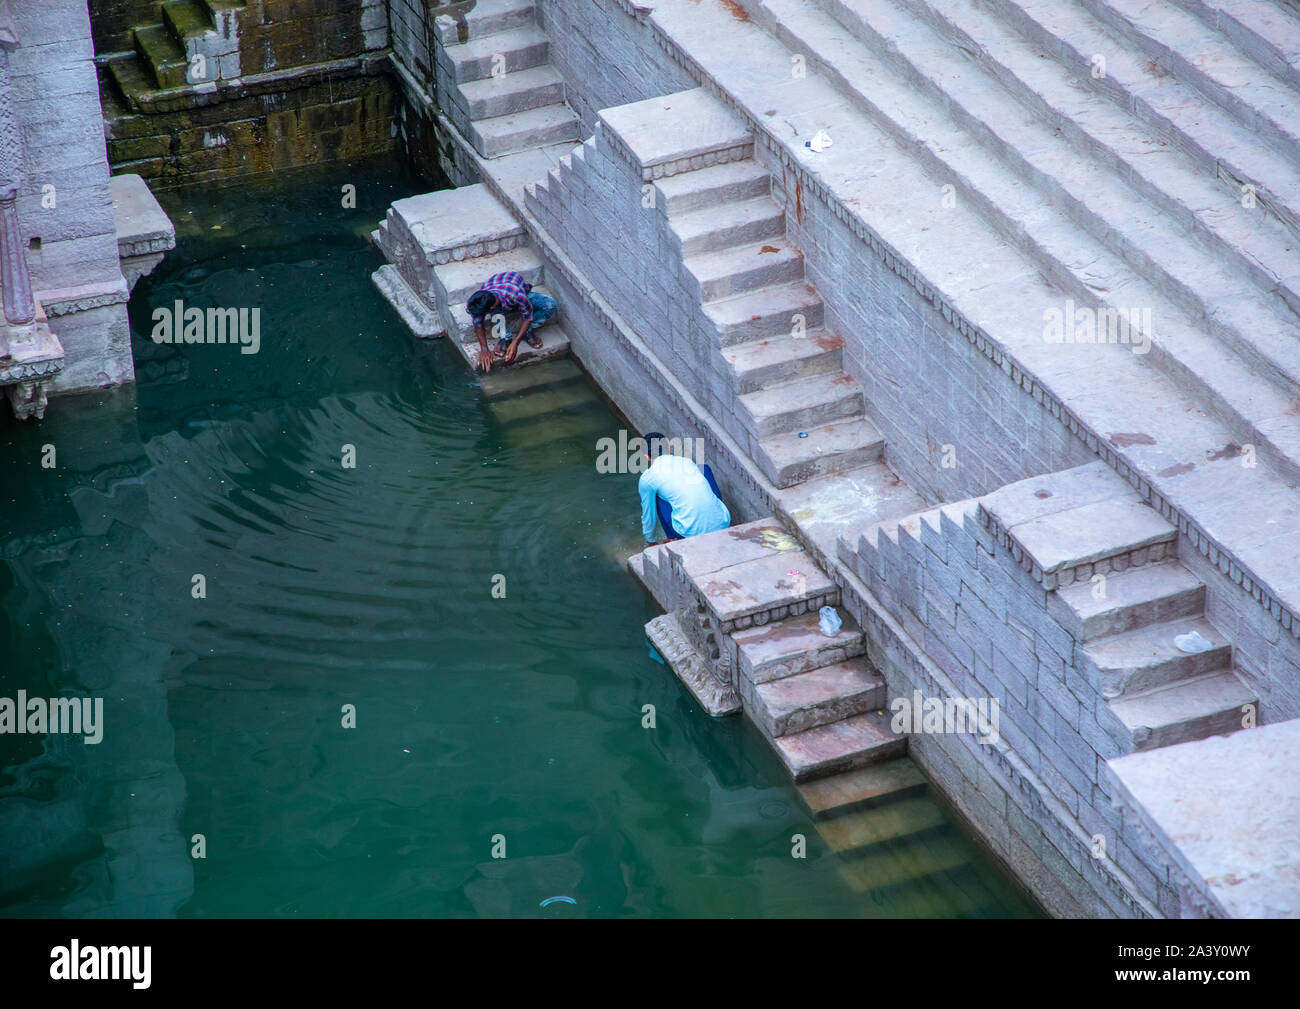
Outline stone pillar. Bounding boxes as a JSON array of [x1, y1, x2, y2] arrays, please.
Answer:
[[0, 9, 35, 355]]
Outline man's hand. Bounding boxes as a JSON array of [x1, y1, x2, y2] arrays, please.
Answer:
[[476, 347, 494, 372], [501, 337, 521, 364]]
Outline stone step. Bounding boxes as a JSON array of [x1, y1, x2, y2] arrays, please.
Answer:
[[470, 103, 583, 158], [814, 794, 945, 850], [684, 239, 806, 302], [1078, 0, 1300, 164], [836, 830, 974, 894], [133, 24, 189, 89], [670, 196, 787, 256], [755, 416, 885, 489], [162, 0, 218, 48], [703, 281, 825, 346], [1050, 560, 1206, 642], [499, 403, 608, 451], [484, 378, 597, 425], [448, 25, 551, 83], [751, 659, 887, 737], [1083, 615, 1234, 698], [1183, 0, 1300, 93], [723, 327, 842, 394], [733, 608, 867, 684], [763, 0, 1300, 470], [737, 371, 864, 439], [1109, 668, 1257, 751], [892, 0, 1300, 326], [691, 548, 839, 631], [434, 0, 537, 46], [479, 356, 583, 399], [433, 246, 544, 305], [457, 64, 567, 121], [983, 0, 1300, 242], [772, 710, 907, 781], [654, 159, 773, 215], [796, 757, 929, 816]]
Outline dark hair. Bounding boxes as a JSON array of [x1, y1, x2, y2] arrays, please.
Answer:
[[643, 431, 666, 460], [467, 290, 498, 318]]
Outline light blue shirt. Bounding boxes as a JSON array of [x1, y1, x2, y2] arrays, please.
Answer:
[[639, 455, 731, 542]]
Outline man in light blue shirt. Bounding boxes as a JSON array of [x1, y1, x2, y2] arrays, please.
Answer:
[[638, 432, 731, 544]]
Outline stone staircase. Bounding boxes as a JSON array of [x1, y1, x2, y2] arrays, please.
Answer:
[[372, 183, 572, 369], [106, 1, 246, 112], [979, 462, 1258, 753], [735, 0, 1300, 484], [630, 519, 905, 780], [797, 758, 1008, 913], [433, 0, 583, 159], [527, 135, 887, 491]]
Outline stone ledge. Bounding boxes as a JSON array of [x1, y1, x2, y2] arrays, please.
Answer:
[[647, 612, 742, 717], [597, 87, 754, 182]]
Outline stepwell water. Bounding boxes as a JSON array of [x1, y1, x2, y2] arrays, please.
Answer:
[[0, 160, 1037, 918]]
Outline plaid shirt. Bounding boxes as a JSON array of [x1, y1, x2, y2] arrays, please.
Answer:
[[472, 272, 533, 325]]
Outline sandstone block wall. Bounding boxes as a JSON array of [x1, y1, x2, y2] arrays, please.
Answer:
[[841, 504, 1211, 917], [768, 163, 1098, 504], [536, 0, 695, 133]]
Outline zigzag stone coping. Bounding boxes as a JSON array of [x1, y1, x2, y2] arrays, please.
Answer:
[[621, 6, 1300, 641]]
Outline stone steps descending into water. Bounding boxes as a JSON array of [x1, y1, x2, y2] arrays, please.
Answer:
[[750, 659, 887, 737], [435, 7, 582, 160], [107, 0, 248, 110], [372, 183, 573, 370]]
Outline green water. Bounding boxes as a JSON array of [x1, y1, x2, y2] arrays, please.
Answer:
[[0, 159, 1037, 918]]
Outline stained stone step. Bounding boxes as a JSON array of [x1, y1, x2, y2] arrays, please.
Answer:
[[654, 159, 774, 215], [797, 757, 929, 816], [484, 379, 597, 425], [457, 64, 567, 120], [670, 197, 788, 256], [133, 24, 189, 89], [836, 831, 974, 894], [162, 0, 214, 47], [752, 659, 886, 737], [1084, 616, 1233, 698], [497, 402, 608, 450], [756, 416, 885, 489], [1184, 0, 1300, 92], [433, 246, 544, 305], [447, 302, 571, 366], [773, 710, 906, 781], [479, 357, 582, 399], [1109, 668, 1257, 751], [814, 795, 946, 851], [1050, 560, 1206, 642], [895, 0, 1300, 323], [983, 0, 1300, 241], [703, 281, 825, 346], [684, 239, 806, 302], [1078, 0, 1300, 162], [692, 548, 838, 628], [434, 0, 537, 46], [470, 104, 583, 158], [448, 26, 552, 83], [733, 608, 866, 683], [724, 328, 842, 394], [737, 371, 864, 438]]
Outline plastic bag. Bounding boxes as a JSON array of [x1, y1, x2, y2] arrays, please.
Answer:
[[1173, 630, 1214, 654], [818, 606, 842, 637]]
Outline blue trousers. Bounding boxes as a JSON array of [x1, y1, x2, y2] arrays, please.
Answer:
[[491, 292, 556, 350], [657, 464, 722, 541]]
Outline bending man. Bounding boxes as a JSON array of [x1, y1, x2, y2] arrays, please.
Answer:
[[466, 271, 557, 372], [638, 432, 731, 544]]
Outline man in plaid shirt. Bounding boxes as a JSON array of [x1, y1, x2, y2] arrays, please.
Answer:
[[466, 271, 557, 372]]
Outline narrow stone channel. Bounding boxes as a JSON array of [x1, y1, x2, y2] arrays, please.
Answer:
[[0, 158, 1036, 918]]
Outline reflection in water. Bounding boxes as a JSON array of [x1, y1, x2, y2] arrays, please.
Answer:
[[0, 158, 1037, 918]]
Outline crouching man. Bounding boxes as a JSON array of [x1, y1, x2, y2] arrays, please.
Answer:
[[638, 432, 730, 545], [466, 271, 557, 372]]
